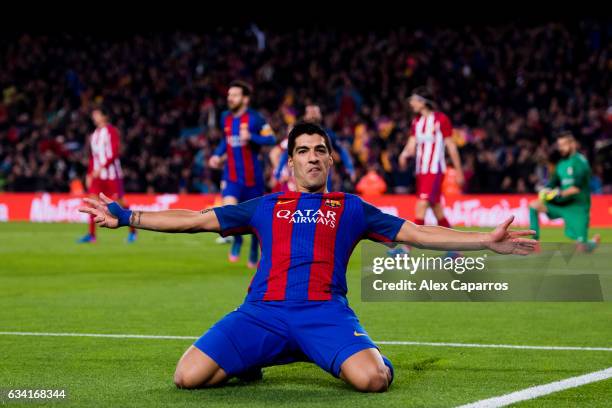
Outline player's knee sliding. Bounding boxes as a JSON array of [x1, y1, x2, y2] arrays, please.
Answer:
[[360, 368, 390, 392], [350, 365, 391, 393], [173, 369, 216, 389], [173, 371, 194, 389]]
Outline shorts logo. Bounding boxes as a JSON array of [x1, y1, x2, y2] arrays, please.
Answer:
[[325, 199, 342, 208], [419, 193, 429, 200], [353, 331, 367, 337]]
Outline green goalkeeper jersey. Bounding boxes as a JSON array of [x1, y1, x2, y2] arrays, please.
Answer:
[[546, 152, 591, 207]]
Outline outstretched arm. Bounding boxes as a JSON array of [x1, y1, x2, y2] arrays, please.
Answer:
[[395, 216, 536, 255], [78, 193, 220, 233]]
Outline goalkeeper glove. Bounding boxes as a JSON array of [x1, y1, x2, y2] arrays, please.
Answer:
[[538, 188, 560, 202]]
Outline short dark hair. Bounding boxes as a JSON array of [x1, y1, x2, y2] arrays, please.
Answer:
[[411, 86, 436, 109], [92, 104, 111, 119], [556, 130, 575, 141], [287, 121, 332, 157], [229, 80, 252, 97]]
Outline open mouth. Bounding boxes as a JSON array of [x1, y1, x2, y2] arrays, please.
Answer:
[[307, 167, 322, 175]]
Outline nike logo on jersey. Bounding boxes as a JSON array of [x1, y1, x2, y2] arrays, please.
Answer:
[[353, 331, 367, 337]]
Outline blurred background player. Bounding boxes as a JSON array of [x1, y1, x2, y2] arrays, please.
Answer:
[[530, 132, 600, 252], [273, 103, 356, 191], [270, 137, 295, 193], [78, 106, 137, 243], [399, 87, 464, 229], [208, 80, 276, 268]]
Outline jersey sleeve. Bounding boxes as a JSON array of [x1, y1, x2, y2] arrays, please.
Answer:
[[214, 112, 228, 156], [361, 199, 405, 243], [545, 169, 560, 189], [213, 136, 227, 157], [438, 113, 453, 138], [213, 197, 262, 237], [328, 130, 355, 174], [410, 117, 418, 136], [274, 151, 289, 180], [571, 158, 590, 188], [249, 112, 276, 145]]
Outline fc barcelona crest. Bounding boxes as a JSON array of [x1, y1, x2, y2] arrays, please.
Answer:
[[325, 199, 342, 208]]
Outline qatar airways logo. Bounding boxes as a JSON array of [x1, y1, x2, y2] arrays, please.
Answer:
[[276, 209, 338, 228]]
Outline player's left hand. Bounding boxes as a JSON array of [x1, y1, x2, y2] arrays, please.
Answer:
[[485, 216, 537, 255], [78, 193, 120, 229], [538, 188, 559, 202]]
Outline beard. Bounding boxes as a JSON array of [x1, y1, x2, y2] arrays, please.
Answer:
[[228, 101, 244, 113]]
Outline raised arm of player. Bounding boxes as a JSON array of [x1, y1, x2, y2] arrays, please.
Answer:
[[395, 216, 536, 255], [78, 193, 220, 233]]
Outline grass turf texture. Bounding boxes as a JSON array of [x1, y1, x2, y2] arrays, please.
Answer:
[[0, 222, 610, 407]]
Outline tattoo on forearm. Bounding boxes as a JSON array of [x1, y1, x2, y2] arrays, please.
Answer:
[[200, 208, 213, 215], [130, 211, 142, 226]]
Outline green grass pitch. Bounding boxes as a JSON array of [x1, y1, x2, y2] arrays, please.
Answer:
[[0, 222, 611, 407]]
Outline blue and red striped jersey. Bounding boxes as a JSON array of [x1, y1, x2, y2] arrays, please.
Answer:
[[214, 109, 275, 187], [213, 191, 405, 301]]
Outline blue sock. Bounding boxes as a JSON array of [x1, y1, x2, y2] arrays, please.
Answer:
[[249, 234, 259, 263], [382, 355, 394, 386], [231, 235, 243, 256]]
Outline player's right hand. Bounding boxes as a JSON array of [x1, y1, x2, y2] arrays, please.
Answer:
[[78, 193, 120, 229], [208, 155, 221, 169]]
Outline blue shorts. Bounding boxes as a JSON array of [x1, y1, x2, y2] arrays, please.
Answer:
[[221, 180, 264, 203], [194, 297, 378, 378]]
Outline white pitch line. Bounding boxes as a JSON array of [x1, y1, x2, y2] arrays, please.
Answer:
[[0, 331, 197, 340], [375, 340, 612, 352], [455, 366, 612, 408], [0, 331, 611, 352]]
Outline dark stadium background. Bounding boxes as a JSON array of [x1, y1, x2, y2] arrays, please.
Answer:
[[0, 19, 610, 196]]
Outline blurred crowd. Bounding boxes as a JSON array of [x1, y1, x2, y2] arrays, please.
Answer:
[[0, 20, 611, 195]]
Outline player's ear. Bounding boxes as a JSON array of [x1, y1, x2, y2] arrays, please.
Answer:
[[288, 155, 294, 170]]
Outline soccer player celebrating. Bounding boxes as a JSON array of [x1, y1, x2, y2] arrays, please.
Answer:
[[208, 80, 276, 267], [78, 106, 136, 243], [529, 132, 600, 252], [80, 122, 536, 392], [399, 87, 464, 229]]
